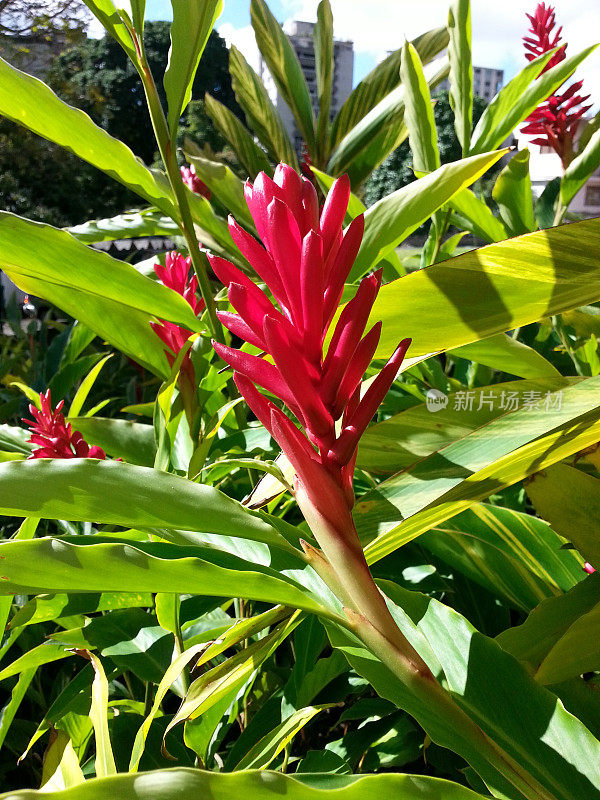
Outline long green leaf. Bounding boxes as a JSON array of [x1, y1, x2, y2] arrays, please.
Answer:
[[329, 26, 449, 150], [250, 0, 316, 153], [0, 767, 493, 800], [0, 214, 200, 377], [470, 45, 598, 154], [67, 211, 179, 244], [447, 0, 472, 155], [492, 149, 535, 236], [81, 0, 137, 60], [314, 0, 334, 154], [228, 45, 297, 169], [80, 651, 116, 779], [163, 0, 223, 138], [367, 217, 600, 361], [449, 187, 508, 243], [449, 332, 560, 379], [400, 42, 440, 173], [65, 417, 156, 466], [561, 126, 600, 208], [204, 93, 273, 178], [184, 150, 255, 229], [352, 149, 506, 278], [0, 58, 178, 218]]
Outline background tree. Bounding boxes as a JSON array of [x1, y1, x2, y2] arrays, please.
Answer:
[[0, 0, 88, 36]]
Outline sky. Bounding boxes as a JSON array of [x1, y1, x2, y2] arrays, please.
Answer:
[[94, 1, 600, 109]]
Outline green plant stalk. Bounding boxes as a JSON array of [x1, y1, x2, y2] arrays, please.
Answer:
[[130, 27, 223, 345]]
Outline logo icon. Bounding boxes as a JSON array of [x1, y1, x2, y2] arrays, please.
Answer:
[[426, 388, 448, 413]]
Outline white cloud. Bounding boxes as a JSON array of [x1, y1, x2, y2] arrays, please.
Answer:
[[218, 22, 262, 71]]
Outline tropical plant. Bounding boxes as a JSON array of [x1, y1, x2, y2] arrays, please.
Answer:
[[0, 0, 599, 799]]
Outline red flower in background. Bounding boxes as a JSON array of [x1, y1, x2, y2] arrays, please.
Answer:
[[181, 164, 211, 200], [521, 3, 591, 167], [210, 164, 410, 542], [25, 390, 106, 460], [151, 252, 205, 377]]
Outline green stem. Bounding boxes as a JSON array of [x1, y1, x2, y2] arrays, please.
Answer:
[[429, 208, 452, 266]]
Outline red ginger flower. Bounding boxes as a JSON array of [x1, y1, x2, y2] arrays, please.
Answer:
[[151, 252, 205, 375], [209, 164, 410, 540], [181, 164, 211, 200], [521, 3, 591, 168], [24, 390, 106, 460]]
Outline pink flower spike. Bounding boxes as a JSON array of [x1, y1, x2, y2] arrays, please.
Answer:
[[300, 177, 320, 236], [319, 174, 350, 258], [300, 230, 324, 362], [24, 389, 106, 460], [323, 214, 365, 327], [181, 164, 211, 199], [332, 322, 382, 420], [227, 216, 288, 303], [217, 310, 266, 351], [583, 562, 596, 574]]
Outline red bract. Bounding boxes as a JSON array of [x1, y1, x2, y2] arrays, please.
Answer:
[[24, 390, 106, 460], [181, 164, 211, 200], [209, 164, 410, 541], [522, 3, 591, 167], [151, 252, 205, 374]]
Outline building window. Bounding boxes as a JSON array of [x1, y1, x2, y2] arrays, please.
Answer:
[[584, 185, 600, 207]]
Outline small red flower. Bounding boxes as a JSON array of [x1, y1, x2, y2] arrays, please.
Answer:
[[210, 164, 410, 539], [151, 252, 205, 377], [181, 164, 211, 200], [522, 3, 592, 167], [583, 562, 596, 574], [24, 390, 106, 460]]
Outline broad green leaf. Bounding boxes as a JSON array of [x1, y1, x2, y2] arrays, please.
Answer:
[[357, 377, 600, 562], [0, 538, 331, 618], [400, 42, 440, 173], [0, 643, 75, 682], [81, 0, 137, 60], [79, 651, 116, 778], [492, 150, 535, 236], [0, 767, 494, 800], [526, 463, 600, 567], [357, 376, 575, 475], [314, 0, 334, 153], [447, 0, 472, 156], [0, 460, 295, 550], [163, 0, 224, 138], [449, 332, 560, 379], [449, 187, 508, 243], [67, 212, 179, 244], [470, 45, 598, 154], [9, 592, 153, 630], [250, 0, 316, 153], [68, 356, 113, 418], [64, 417, 156, 466], [184, 150, 255, 229], [327, 60, 448, 180], [353, 149, 506, 278], [235, 704, 332, 769], [40, 730, 85, 791], [0, 58, 178, 218], [561, 126, 600, 208], [228, 45, 297, 169], [0, 425, 31, 456], [329, 26, 449, 150], [368, 218, 600, 361], [534, 176, 561, 230], [498, 573, 600, 682], [421, 503, 583, 612], [204, 93, 273, 178], [0, 214, 201, 377]]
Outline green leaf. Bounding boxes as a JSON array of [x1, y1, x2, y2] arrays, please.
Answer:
[[0, 767, 495, 799], [81, 0, 137, 60], [526, 463, 600, 567], [0, 460, 295, 550], [561, 126, 600, 208], [0, 538, 331, 617], [421, 503, 583, 612], [447, 0, 472, 156], [68, 356, 113, 418], [492, 150, 535, 236], [314, 0, 334, 153], [498, 573, 600, 683], [65, 417, 156, 466], [0, 668, 36, 751], [228, 45, 297, 169], [67, 211, 179, 244], [357, 376, 574, 475], [449, 187, 508, 243], [329, 26, 449, 150], [449, 332, 560, 379], [250, 0, 316, 154], [204, 93, 273, 178], [352, 149, 506, 278], [0, 214, 201, 378], [356, 377, 600, 562], [235, 705, 332, 769], [0, 58, 179, 218], [0, 425, 31, 456], [367, 218, 600, 361], [400, 42, 440, 173], [163, 0, 223, 138], [470, 45, 598, 155], [79, 651, 116, 778], [9, 592, 153, 630], [534, 176, 561, 230], [184, 149, 256, 229]]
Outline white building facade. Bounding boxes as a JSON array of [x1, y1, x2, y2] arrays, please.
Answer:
[[259, 20, 353, 155]]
